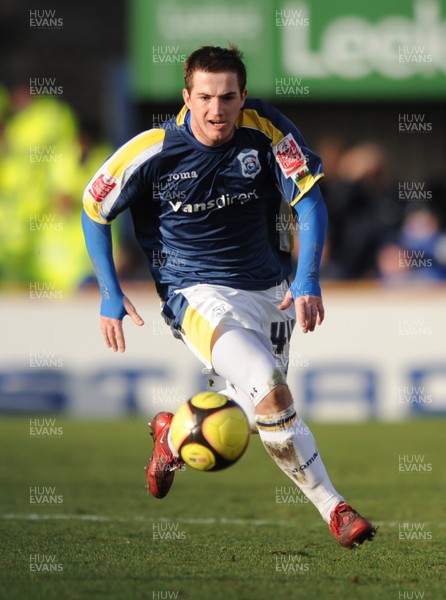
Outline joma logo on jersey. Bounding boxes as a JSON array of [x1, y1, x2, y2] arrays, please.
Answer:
[[89, 173, 117, 202], [169, 190, 259, 213], [166, 171, 198, 182], [237, 149, 261, 179]]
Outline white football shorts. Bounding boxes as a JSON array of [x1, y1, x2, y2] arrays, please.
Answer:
[[171, 282, 297, 411]]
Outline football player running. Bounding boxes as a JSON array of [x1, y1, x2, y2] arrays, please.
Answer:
[[82, 45, 376, 548]]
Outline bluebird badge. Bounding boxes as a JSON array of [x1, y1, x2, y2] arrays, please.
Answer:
[[237, 149, 261, 179]]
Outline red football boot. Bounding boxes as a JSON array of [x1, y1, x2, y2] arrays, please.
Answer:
[[329, 502, 377, 548], [145, 412, 184, 499]]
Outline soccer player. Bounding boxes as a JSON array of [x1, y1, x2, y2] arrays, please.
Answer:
[[82, 45, 376, 548]]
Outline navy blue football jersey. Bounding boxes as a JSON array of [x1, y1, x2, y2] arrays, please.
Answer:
[[83, 98, 324, 301]]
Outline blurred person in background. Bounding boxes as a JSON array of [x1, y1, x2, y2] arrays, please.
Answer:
[[375, 242, 411, 286], [375, 206, 446, 284], [397, 207, 446, 281], [319, 141, 403, 280], [0, 84, 113, 291]]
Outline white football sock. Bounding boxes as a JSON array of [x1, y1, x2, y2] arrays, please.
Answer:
[[256, 405, 344, 523]]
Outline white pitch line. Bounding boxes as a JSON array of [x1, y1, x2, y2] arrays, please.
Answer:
[[1, 514, 290, 526], [2, 514, 445, 528]]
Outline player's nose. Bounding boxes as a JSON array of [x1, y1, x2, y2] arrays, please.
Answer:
[[209, 97, 225, 116]]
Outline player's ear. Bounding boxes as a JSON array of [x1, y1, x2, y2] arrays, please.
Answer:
[[240, 88, 247, 106], [182, 87, 191, 108]]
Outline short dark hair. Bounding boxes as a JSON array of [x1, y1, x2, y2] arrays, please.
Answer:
[[184, 45, 247, 93]]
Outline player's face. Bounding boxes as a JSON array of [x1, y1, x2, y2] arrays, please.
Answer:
[[182, 70, 247, 147]]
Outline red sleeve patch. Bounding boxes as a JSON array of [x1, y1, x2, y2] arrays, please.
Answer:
[[88, 173, 117, 203], [273, 133, 307, 179]]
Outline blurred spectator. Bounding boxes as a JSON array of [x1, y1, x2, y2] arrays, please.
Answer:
[[375, 242, 411, 285], [376, 208, 446, 284], [319, 140, 404, 279], [427, 169, 446, 231], [0, 85, 113, 292], [398, 208, 446, 280]]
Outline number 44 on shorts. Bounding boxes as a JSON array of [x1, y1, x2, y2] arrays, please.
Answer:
[[270, 320, 295, 355]]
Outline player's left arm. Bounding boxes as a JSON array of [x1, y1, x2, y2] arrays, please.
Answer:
[[257, 100, 326, 332], [277, 184, 327, 334]]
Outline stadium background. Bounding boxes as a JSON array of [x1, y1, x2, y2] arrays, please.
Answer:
[[1, 2, 445, 599], [1, 0, 444, 422]]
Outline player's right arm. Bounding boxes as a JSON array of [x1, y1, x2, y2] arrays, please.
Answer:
[[81, 211, 144, 352], [81, 128, 166, 351]]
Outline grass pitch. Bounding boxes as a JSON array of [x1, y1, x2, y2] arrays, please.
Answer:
[[0, 418, 444, 600]]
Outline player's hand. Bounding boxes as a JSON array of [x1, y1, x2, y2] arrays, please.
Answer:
[[100, 296, 144, 352], [278, 291, 324, 334]]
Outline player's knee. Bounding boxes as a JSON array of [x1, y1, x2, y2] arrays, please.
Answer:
[[256, 381, 293, 415]]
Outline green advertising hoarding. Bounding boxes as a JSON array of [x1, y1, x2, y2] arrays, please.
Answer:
[[129, 0, 446, 100]]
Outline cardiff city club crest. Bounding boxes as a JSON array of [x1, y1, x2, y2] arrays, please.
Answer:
[[237, 149, 261, 179]]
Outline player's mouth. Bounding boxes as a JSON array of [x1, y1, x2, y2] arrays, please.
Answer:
[[208, 120, 227, 131]]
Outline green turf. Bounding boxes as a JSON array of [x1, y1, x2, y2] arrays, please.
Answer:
[[0, 418, 444, 600]]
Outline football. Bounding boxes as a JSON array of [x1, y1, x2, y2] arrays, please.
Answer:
[[170, 391, 250, 472]]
